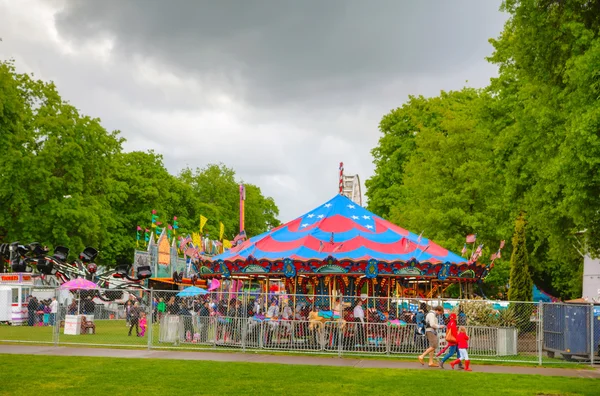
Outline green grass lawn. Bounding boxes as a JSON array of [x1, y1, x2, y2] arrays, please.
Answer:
[[0, 320, 590, 369], [0, 354, 596, 396]]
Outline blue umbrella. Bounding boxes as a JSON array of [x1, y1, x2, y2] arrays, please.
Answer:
[[177, 286, 208, 297]]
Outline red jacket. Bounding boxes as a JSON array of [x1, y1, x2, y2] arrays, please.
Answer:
[[446, 313, 458, 345], [456, 332, 469, 349]]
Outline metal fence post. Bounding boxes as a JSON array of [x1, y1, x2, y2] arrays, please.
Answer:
[[242, 318, 247, 353], [590, 303, 595, 366], [53, 287, 59, 347], [538, 302, 543, 366], [148, 289, 153, 351], [337, 321, 343, 357]]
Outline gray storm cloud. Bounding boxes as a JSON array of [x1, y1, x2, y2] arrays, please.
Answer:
[[0, 0, 507, 222]]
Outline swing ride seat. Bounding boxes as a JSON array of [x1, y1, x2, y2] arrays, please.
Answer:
[[112, 264, 131, 279], [136, 265, 152, 279], [53, 246, 70, 263], [79, 247, 98, 263], [36, 259, 54, 275]]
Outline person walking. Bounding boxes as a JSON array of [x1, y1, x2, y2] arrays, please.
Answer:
[[439, 312, 459, 369], [138, 312, 147, 337], [450, 326, 472, 371], [128, 302, 141, 336], [418, 305, 445, 367], [49, 297, 58, 326]]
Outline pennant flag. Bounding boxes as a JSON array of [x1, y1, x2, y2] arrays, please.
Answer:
[[475, 244, 483, 255], [219, 222, 225, 240], [499, 240, 505, 249], [137, 226, 142, 231], [200, 215, 208, 232], [461, 244, 467, 256], [496, 249, 502, 259], [192, 232, 202, 248], [151, 210, 159, 228], [144, 229, 150, 243], [466, 234, 477, 243], [332, 243, 344, 253], [136, 226, 141, 247], [402, 237, 410, 252], [168, 224, 173, 230], [490, 252, 497, 261], [173, 217, 179, 235]]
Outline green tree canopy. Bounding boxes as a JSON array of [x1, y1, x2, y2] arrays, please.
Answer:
[[0, 60, 280, 266], [366, 1, 600, 299]]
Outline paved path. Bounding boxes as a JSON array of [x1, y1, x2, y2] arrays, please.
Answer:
[[1, 344, 599, 378]]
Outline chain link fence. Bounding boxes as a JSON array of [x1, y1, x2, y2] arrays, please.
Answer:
[[0, 288, 598, 365]]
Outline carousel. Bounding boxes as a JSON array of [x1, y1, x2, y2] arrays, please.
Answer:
[[198, 193, 492, 311]]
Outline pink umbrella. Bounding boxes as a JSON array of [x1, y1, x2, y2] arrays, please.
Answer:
[[59, 278, 98, 315], [59, 278, 98, 290]]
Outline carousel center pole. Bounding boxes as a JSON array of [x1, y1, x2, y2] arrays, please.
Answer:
[[387, 278, 391, 312], [239, 184, 245, 233], [339, 162, 344, 194], [293, 277, 297, 318]]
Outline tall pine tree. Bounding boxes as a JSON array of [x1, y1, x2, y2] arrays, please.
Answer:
[[508, 213, 533, 302]]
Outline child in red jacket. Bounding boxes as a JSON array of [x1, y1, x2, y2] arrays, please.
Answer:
[[450, 326, 472, 371]]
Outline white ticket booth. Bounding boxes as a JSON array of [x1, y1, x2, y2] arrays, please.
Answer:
[[0, 273, 35, 325]]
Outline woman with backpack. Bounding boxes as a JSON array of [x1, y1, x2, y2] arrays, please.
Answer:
[[418, 306, 446, 367]]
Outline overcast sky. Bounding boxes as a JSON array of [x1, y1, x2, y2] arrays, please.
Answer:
[[0, 0, 508, 223]]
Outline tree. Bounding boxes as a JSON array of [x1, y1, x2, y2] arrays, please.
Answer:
[[365, 1, 600, 299], [0, 59, 281, 266], [507, 214, 533, 302]]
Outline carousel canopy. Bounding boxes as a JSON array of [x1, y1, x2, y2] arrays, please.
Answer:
[[212, 194, 466, 264]]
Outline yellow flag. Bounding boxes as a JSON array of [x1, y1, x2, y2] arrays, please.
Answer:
[[219, 222, 225, 240], [192, 232, 201, 248], [223, 239, 232, 249], [200, 215, 208, 232]]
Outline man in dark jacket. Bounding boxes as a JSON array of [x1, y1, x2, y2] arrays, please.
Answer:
[[128, 302, 141, 336], [27, 296, 38, 326]]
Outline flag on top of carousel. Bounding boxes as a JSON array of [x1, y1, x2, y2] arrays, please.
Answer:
[[211, 194, 468, 264]]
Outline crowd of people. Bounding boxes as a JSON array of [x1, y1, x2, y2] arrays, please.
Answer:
[[135, 293, 472, 364], [418, 305, 472, 371], [26, 296, 58, 326]]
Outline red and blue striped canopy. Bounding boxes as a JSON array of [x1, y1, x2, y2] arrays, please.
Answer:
[[213, 195, 466, 264]]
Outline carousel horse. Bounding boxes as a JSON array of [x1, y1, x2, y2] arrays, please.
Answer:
[[308, 310, 347, 331]]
